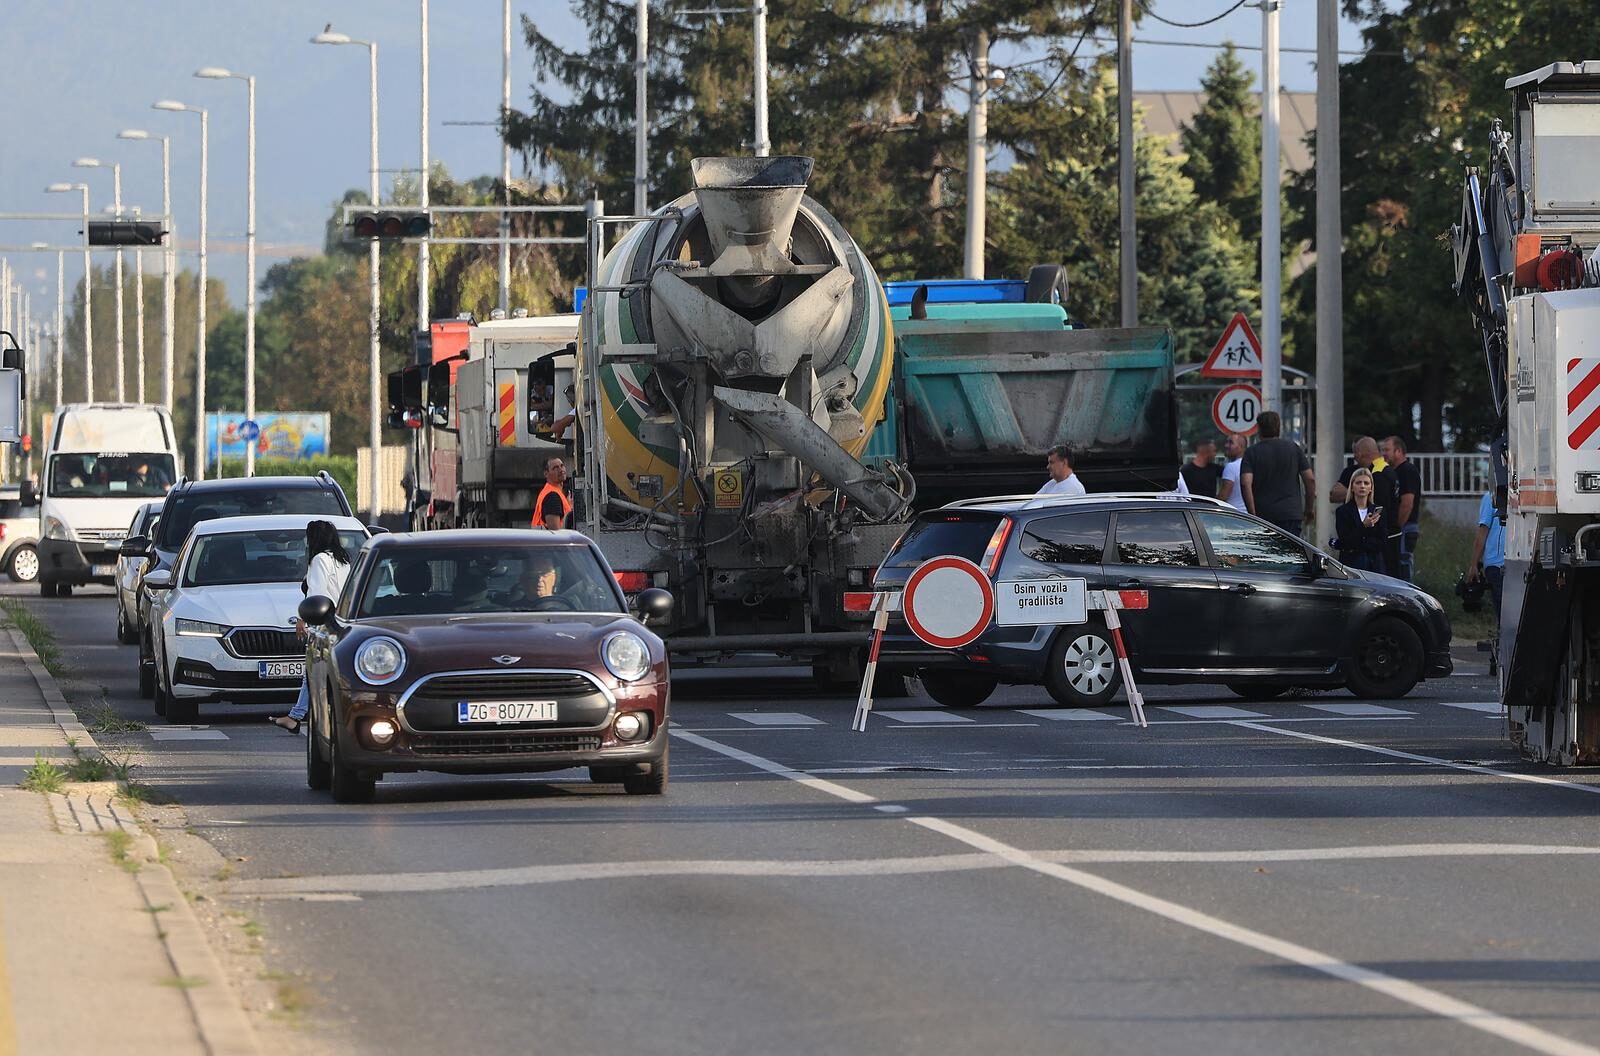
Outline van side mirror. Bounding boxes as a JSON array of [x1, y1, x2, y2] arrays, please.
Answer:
[[299, 595, 336, 627], [119, 535, 150, 558], [631, 587, 673, 627]]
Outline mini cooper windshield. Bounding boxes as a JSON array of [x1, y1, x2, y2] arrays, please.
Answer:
[[356, 546, 624, 617], [183, 529, 368, 587]]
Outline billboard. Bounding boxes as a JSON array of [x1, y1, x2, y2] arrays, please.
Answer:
[[205, 412, 330, 466]]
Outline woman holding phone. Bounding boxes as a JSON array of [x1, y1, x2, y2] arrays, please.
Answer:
[[1334, 467, 1389, 574]]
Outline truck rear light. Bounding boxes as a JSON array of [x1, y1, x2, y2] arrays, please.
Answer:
[[843, 591, 875, 612], [614, 571, 650, 592], [981, 517, 1014, 577]]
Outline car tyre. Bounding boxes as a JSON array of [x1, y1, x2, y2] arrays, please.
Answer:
[[328, 709, 376, 804], [138, 656, 156, 699], [58, 583, 72, 597], [305, 698, 331, 792], [1345, 616, 1424, 699], [1044, 622, 1123, 707], [116, 606, 139, 645], [8, 544, 39, 584], [164, 671, 197, 724], [622, 745, 668, 796], [1227, 683, 1291, 701], [920, 671, 997, 708], [151, 663, 168, 717]]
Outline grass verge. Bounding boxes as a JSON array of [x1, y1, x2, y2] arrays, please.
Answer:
[[1415, 514, 1495, 642], [82, 697, 147, 736], [0, 597, 64, 677], [20, 755, 66, 794], [104, 829, 141, 873]]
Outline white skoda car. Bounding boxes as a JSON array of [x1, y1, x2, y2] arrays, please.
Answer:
[[145, 514, 369, 723]]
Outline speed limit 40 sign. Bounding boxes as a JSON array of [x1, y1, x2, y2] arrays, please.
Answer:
[[1211, 383, 1261, 437]]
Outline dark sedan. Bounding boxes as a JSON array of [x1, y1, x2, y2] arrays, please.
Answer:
[[299, 530, 673, 803], [872, 494, 1453, 708]]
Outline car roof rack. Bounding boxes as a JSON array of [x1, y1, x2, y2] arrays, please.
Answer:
[[941, 492, 1236, 512]]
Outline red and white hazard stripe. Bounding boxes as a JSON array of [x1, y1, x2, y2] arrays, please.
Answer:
[[1567, 358, 1600, 450]]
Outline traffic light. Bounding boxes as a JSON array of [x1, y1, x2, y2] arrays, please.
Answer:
[[86, 221, 167, 246], [350, 210, 431, 240]]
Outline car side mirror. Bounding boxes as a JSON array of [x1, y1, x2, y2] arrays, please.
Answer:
[[299, 595, 336, 627], [118, 535, 150, 558], [143, 569, 172, 590], [1308, 552, 1329, 578], [632, 587, 673, 626]]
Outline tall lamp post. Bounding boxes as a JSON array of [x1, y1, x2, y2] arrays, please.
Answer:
[[119, 129, 176, 412], [72, 158, 126, 401], [154, 100, 209, 481], [312, 27, 383, 522], [44, 182, 92, 401], [195, 67, 257, 473]]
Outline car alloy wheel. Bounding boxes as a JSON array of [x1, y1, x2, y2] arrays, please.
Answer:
[[1044, 623, 1123, 708], [9, 545, 39, 584]]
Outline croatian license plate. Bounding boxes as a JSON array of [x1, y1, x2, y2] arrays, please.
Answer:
[[258, 660, 304, 679], [91, 564, 115, 577], [458, 700, 558, 724]]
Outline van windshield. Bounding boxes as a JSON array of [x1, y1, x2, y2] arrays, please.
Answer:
[[48, 454, 175, 499]]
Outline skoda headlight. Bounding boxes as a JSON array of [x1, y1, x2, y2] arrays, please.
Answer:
[[602, 631, 651, 682], [43, 516, 75, 541], [355, 637, 406, 685], [175, 618, 227, 637]]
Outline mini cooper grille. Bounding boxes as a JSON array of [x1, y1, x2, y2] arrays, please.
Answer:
[[409, 732, 603, 756], [226, 629, 301, 658], [416, 673, 598, 700]]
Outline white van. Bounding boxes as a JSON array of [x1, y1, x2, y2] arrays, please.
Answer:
[[37, 404, 181, 597]]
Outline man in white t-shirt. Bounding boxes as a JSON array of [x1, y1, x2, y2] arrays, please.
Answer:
[[1037, 444, 1087, 496], [1217, 432, 1248, 511]]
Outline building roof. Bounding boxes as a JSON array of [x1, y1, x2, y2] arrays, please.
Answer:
[[1136, 90, 1317, 174]]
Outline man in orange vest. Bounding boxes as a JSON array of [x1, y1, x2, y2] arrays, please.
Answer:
[[533, 455, 574, 530]]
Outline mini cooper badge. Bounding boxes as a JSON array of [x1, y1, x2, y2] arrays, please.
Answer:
[[491, 655, 521, 665]]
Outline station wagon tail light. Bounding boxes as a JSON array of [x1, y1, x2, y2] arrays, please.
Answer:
[[981, 517, 1014, 577]]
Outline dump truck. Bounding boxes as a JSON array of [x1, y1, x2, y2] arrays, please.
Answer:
[[389, 155, 1178, 677], [1452, 60, 1600, 763]]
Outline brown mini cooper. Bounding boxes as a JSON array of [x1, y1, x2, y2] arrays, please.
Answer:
[[299, 530, 673, 803]]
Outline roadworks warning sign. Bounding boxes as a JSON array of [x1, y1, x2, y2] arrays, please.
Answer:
[[994, 578, 1088, 627]]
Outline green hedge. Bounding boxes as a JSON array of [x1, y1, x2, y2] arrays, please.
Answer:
[[211, 456, 358, 500]]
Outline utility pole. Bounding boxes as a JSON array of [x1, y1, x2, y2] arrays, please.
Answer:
[[1314, 0, 1343, 549], [753, 0, 770, 157], [113, 165, 125, 401], [499, 0, 512, 314], [133, 208, 146, 402], [54, 249, 64, 410], [635, 0, 649, 216], [1117, 0, 1137, 326], [419, 0, 432, 334], [1260, 0, 1282, 415], [964, 30, 989, 281]]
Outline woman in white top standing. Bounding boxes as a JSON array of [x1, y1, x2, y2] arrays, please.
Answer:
[[271, 521, 353, 733]]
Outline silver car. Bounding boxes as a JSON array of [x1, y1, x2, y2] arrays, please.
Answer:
[[117, 502, 162, 644], [0, 486, 40, 584]]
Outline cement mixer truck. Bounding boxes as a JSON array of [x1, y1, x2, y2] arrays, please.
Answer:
[[392, 155, 1179, 676]]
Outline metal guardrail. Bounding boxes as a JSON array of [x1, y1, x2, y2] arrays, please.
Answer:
[[1409, 452, 1492, 498]]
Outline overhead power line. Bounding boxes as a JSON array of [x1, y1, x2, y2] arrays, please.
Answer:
[[1138, 0, 1252, 29]]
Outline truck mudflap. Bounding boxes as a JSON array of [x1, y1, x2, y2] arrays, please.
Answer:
[[1504, 563, 1600, 765]]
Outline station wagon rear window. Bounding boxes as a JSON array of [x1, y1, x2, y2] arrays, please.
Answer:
[[883, 512, 1002, 568], [1019, 511, 1108, 565]]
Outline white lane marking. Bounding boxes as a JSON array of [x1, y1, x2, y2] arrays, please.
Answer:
[[1303, 702, 1413, 717], [1450, 671, 1486, 677], [730, 712, 824, 726], [874, 805, 910, 814], [1441, 701, 1502, 714], [678, 731, 1599, 1056], [1139, 716, 1415, 725], [149, 728, 229, 741], [1018, 709, 1122, 721], [1230, 721, 1600, 797], [672, 730, 878, 804], [879, 710, 973, 724], [228, 842, 1600, 896], [887, 722, 1039, 729], [1155, 705, 1266, 719]]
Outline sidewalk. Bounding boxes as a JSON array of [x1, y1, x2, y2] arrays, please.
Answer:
[[0, 617, 257, 1055]]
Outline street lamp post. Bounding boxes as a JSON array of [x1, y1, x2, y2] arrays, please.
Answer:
[[128, 206, 147, 403], [313, 27, 383, 523], [196, 67, 258, 474], [119, 129, 176, 412], [964, 34, 1005, 281], [44, 182, 92, 401], [53, 249, 64, 410], [500, 0, 511, 314], [73, 158, 126, 400], [154, 100, 209, 481]]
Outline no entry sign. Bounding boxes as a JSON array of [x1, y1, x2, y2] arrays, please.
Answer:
[[903, 556, 995, 649]]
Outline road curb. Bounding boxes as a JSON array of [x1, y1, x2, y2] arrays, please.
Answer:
[[2, 614, 263, 1056]]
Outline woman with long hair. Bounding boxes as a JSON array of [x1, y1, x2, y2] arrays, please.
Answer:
[[1333, 467, 1389, 574], [271, 520, 353, 733]]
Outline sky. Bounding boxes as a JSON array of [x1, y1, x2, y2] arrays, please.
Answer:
[[0, 0, 1374, 322]]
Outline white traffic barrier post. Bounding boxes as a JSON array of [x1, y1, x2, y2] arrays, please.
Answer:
[[1088, 589, 1149, 728], [851, 592, 894, 732]]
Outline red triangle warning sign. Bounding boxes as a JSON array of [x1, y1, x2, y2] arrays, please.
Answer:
[[1199, 313, 1264, 378]]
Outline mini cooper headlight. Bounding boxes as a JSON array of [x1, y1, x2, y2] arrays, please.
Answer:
[[602, 631, 651, 682], [175, 618, 227, 637], [355, 637, 406, 685]]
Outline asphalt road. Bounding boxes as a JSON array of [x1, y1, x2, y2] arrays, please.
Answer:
[[13, 579, 1600, 1056]]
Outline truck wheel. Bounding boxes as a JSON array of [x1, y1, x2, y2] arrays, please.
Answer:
[[1044, 623, 1122, 707], [1344, 616, 1424, 699], [8, 544, 39, 584], [1025, 264, 1070, 306], [921, 671, 997, 708]]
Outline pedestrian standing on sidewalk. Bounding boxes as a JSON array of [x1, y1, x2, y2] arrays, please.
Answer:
[[1381, 436, 1422, 581], [1218, 433, 1249, 511], [1037, 444, 1086, 496], [271, 520, 353, 734], [1467, 489, 1506, 628], [1239, 411, 1316, 537], [534, 454, 575, 530], [1180, 438, 1221, 498], [1334, 468, 1389, 573]]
